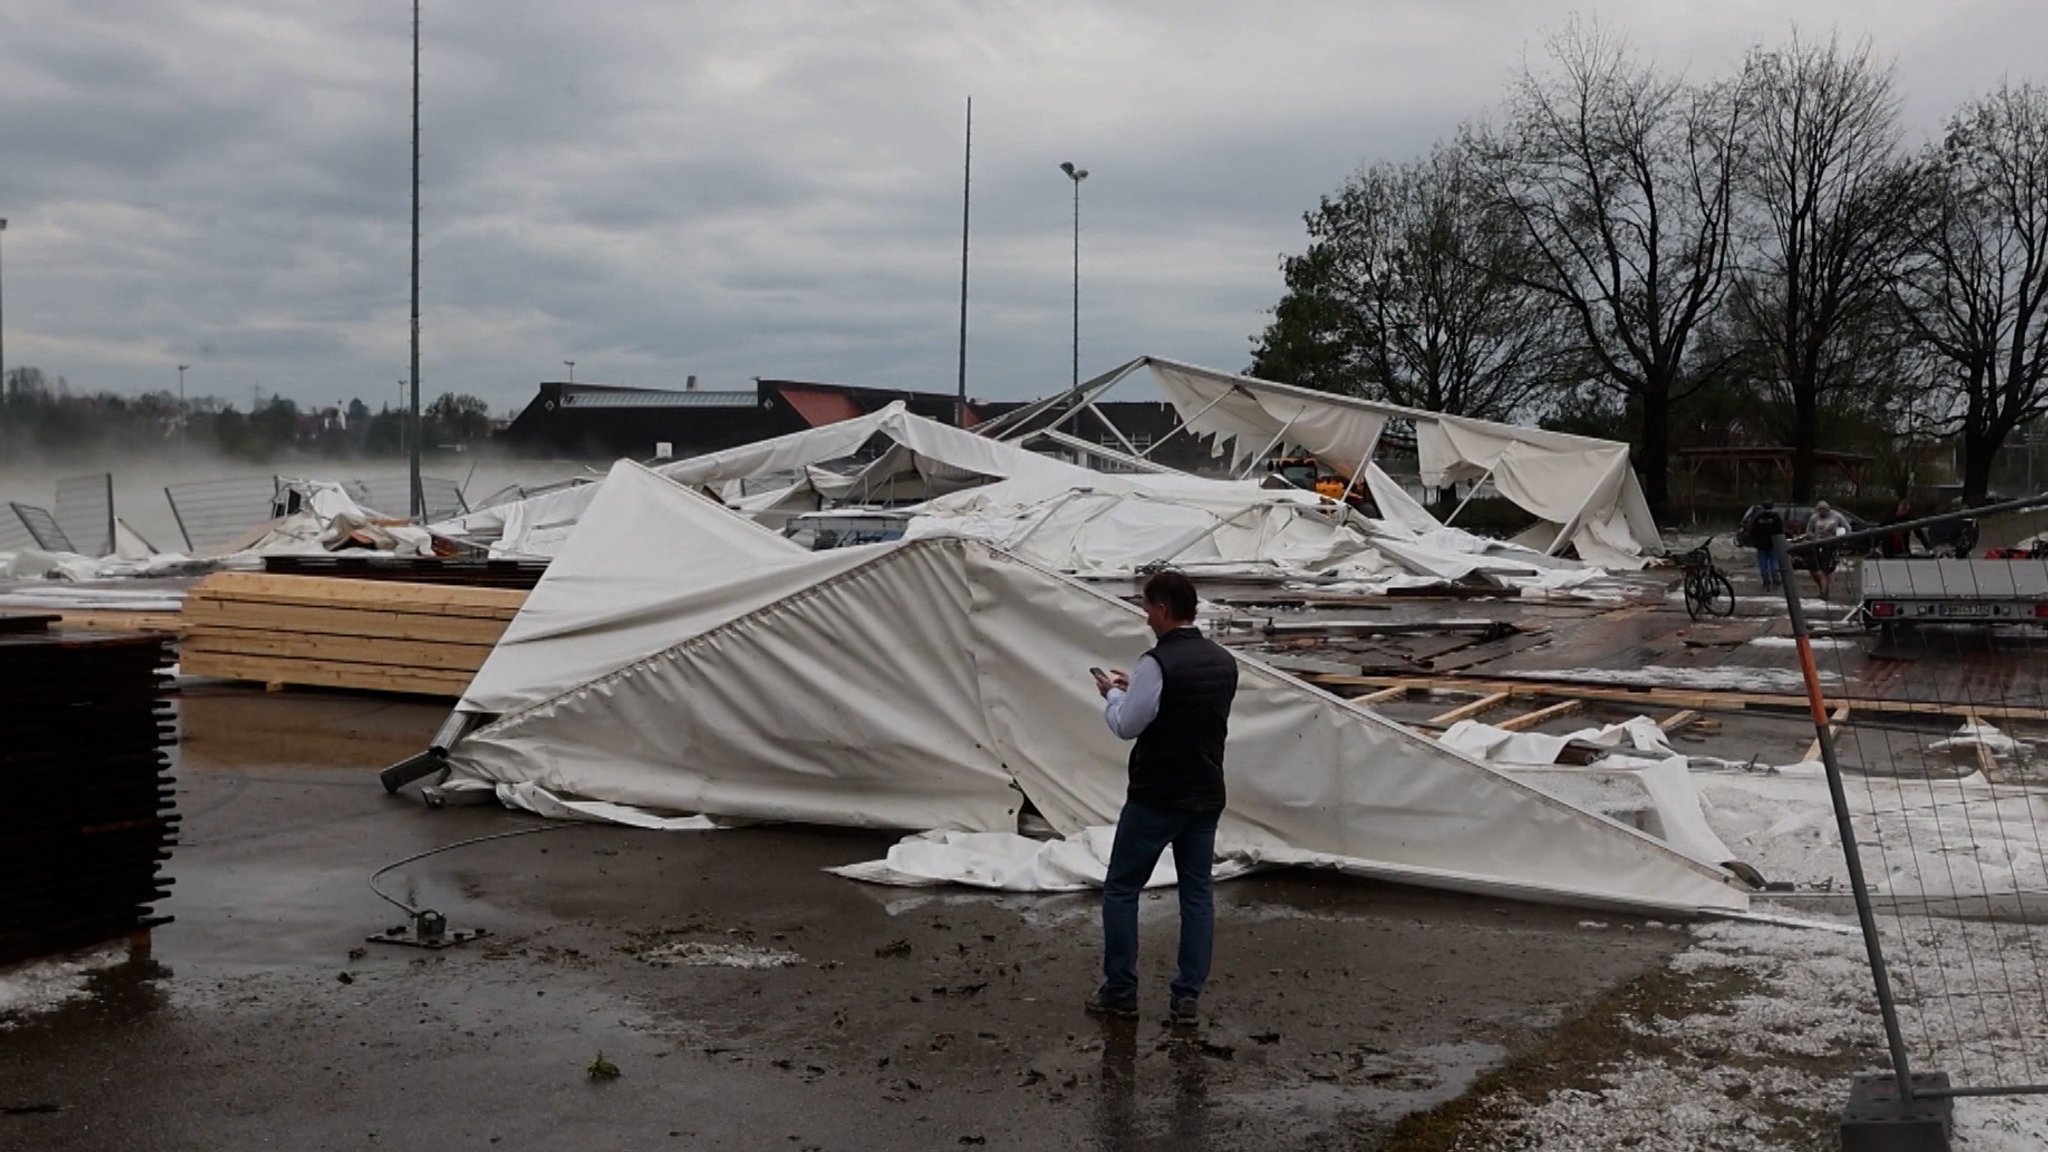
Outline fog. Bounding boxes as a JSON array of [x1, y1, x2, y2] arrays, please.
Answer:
[[0, 448, 599, 554]]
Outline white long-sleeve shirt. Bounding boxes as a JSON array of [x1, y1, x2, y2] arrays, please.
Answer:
[[1102, 654, 1164, 740]]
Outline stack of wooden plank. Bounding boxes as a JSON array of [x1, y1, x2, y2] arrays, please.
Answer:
[[0, 614, 177, 963], [180, 572, 526, 697]]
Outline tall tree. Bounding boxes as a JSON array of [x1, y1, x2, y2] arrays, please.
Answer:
[[1487, 19, 1748, 517], [425, 392, 493, 446], [1730, 30, 1921, 499], [1895, 82, 2048, 502], [1251, 140, 1578, 422]]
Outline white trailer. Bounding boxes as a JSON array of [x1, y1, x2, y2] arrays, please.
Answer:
[[1859, 558, 2048, 627]]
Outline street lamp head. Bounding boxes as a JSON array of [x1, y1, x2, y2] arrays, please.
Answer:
[[1060, 161, 1088, 182]]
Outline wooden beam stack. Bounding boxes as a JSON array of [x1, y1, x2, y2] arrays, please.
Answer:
[[180, 572, 525, 698]]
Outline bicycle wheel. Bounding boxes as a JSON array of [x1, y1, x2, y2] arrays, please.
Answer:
[[1683, 573, 1706, 620], [1700, 571, 1736, 617]]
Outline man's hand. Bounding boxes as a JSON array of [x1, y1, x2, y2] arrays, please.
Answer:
[[1092, 668, 1129, 698]]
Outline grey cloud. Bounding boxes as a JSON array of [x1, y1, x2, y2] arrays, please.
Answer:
[[1, 0, 2046, 414]]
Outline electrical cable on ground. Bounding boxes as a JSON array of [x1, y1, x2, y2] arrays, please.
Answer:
[[369, 824, 576, 917]]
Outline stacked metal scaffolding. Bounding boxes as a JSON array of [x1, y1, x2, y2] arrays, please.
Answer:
[[0, 614, 177, 964]]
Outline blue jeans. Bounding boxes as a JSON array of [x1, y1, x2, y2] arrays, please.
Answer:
[[1100, 800, 1219, 1003], [1756, 548, 1780, 586]]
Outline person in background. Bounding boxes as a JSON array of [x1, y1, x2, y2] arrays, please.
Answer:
[[1750, 501, 1786, 590], [1088, 570, 1239, 1028], [1803, 500, 1851, 600], [1879, 499, 1928, 558]]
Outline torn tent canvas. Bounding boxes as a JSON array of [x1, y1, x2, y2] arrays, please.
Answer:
[[1140, 357, 1663, 569], [441, 460, 1747, 916]]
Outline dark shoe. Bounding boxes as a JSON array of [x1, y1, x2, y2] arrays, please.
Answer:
[[1086, 989, 1138, 1020], [1168, 995, 1199, 1027]]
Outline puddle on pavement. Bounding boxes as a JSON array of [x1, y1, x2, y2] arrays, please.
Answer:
[[1221, 1040, 1506, 1122]]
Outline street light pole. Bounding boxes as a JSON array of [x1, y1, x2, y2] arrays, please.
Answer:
[[177, 364, 188, 456], [1058, 161, 1088, 391], [564, 360, 575, 384], [0, 218, 9, 400], [407, 0, 424, 521]]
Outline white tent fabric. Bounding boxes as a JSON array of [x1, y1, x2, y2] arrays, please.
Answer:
[[433, 402, 1105, 558], [1142, 358, 1663, 568], [442, 461, 1747, 915]]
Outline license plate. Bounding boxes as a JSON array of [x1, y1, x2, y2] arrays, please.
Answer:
[[1938, 603, 1991, 617]]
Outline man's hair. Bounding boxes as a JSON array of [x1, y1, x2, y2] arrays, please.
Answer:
[[1142, 570, 1198, 622]]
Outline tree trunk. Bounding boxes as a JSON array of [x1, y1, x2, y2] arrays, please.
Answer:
[[1790, 387, 1819, 501], [1638, 386, 1671, 520], [1961, 427, 1999, 505]]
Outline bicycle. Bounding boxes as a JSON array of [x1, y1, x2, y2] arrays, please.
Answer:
[[1677, 536, 1735, 620]]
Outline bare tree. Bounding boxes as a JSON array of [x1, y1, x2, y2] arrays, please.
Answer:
[[1486, 19, 1748, 517], [1895, 82, 2048, 502], [1250, 139, 1578, 422], [1730, 30, 1921, 500]]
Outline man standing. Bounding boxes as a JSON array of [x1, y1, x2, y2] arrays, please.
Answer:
[[1750, 502, 1786, 589], [1088, 570, 1238, 1027], [1803, 500, 1850, 600]]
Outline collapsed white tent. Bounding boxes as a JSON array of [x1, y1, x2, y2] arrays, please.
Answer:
[[434, 399, 1618, 594], [1131, 357, 1663, 569], [436, 460, 1747, 916], [430, 401, 1107, 555]]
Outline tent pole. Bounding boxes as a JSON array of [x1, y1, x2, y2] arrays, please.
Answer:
[[1138, 387, 1232, 460], [1545, 453, 1623, 557], [1235, 409, 1304, 481], [1000, 488, 1091, 554], [1328, 436, 1379, 536], [1151, 503, 1261, 567], [1443, 465, 1495, 528], [1085, 401, 1142, 456]]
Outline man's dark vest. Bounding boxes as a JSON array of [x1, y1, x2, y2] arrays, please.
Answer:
[[1127, 627, 1238, 812]]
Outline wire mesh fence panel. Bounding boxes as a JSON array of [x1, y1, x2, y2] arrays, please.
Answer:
[[1777, 499, 2048, 1099], [6, 503, 74, 553], [52, 473, 113, 557], [0, 506, 37, 553], [347, 475, 468, 520], [163, 476, 280, 551]]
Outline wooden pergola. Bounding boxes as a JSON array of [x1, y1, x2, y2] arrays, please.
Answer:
[[1678, 446, 1872, 511]]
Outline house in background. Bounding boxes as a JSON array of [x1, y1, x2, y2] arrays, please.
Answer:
[[500, 377, 1223, 472]]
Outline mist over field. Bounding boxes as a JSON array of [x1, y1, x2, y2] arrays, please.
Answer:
[[0, 448, 596, 552]]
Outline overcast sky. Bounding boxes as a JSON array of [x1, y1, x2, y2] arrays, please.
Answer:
[[2, 1, 2046, 413]]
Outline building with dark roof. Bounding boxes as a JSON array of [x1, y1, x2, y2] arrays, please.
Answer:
[[500, 377, 1226, 473], [501, 378, 984, 459]]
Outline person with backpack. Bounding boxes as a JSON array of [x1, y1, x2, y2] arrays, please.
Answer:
[[1750, 502, 1787, 590]]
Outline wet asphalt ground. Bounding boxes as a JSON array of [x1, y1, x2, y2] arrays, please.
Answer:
[[0, 688, 1683, 1151]]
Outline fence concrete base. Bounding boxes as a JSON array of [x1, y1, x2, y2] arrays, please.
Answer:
[[1841, 1073, 1952, 1152]]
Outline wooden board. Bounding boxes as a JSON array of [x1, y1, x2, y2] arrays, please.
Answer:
[[1658, 710, 1703, 733], [184, 572, 525, 620], [177, 572, 521, 698], [183, 632, 493, 674], [188, 571, 528, 611], [1427, 692, 1513, 725], [1494, 700, 1584, 732], [181, 600, 508, 645], [53, 612, 187, 636], [1303, 671, 2048, 724], [177, 652, 474, 697]]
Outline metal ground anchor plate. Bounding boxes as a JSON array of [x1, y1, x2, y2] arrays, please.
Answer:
[[366, 910, 489, 950], [1841, 1072, 1953, 1152]]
